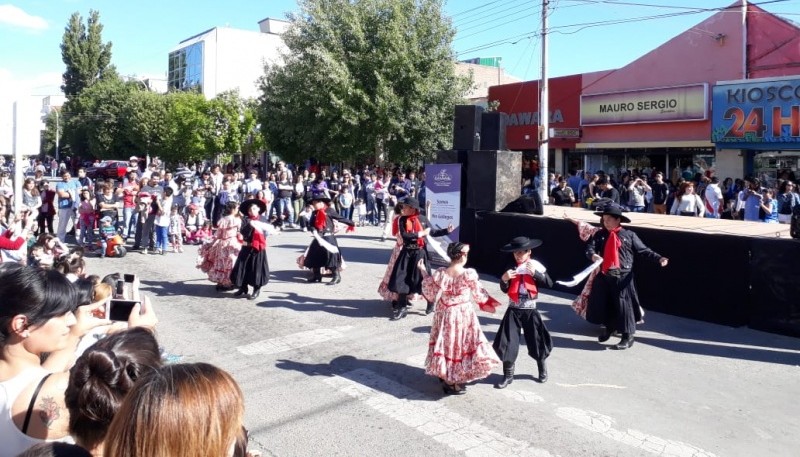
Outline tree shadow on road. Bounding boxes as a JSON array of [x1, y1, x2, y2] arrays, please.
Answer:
[[256, 291, 390, 319], [274, 355, 443, 400], [140, 278, 224, 299]]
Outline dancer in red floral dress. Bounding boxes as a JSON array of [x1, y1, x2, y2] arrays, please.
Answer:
[[420, 242, 501, 395], [197, 201, 242, 290]]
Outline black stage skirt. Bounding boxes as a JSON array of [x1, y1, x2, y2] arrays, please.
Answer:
[[231, 246, 270, 288], [387, 247, 431, 295], [303, 234, 342, 270], [585, 271, 642, 334], [493, 307, 552, 363]]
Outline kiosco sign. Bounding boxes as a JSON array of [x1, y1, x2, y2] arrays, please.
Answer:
[[581, 84, 708, 125], [712, 77, 800, 148]]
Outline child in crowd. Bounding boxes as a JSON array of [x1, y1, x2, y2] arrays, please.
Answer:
[[191, 188, 206, 209], [77, 189, 96, 246], [297, 204, 313, 232], [355, 198, 367, 227], [98, 216, 117, 258], [192, 220, 214, 245], [32, 233, 69, 268], [169, 205, 186, 252]]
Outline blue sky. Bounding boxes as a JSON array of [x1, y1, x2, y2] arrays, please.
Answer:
[[1, 0, 799, 97]]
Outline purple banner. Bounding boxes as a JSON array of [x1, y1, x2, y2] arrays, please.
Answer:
[[425, 164, 461, 251]]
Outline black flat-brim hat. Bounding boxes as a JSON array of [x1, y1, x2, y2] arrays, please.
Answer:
[[240, 199, 267, 215], [401, 197, 421, 212], [500, 236, 543, 252], [593, 204, 631, 223]]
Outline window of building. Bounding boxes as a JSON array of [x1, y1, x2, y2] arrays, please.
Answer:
[[168, 42, 204, 92]]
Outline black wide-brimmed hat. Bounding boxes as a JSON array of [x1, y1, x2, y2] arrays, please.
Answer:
[[593, 204, 631, 223], [401, 197, 421, 211], [309, 194, 332, 204], [240, 199, 267, 215], [500, 236, 543, 252]]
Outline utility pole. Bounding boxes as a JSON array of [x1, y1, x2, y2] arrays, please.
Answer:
[[54, 108, 60, 161], [741, 0, 748, 79], [538, 0, 550, 203]]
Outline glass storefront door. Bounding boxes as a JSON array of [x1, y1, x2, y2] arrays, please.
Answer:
[[753, 151, 800, 188]]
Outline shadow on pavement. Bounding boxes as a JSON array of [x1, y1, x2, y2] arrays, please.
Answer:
[[256, 291, 389, 319], [275, 355, 442, 400], [140, 278, 223, 298]]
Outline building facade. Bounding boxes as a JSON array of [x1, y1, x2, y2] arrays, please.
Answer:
[[168, 18, 289, 99], [488, 2, 800, 184]]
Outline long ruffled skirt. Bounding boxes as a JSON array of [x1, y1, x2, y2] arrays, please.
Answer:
[[425, 302, 500, 385]]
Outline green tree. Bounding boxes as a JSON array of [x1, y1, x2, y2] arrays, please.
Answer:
[[120, 88, 170, 161], [64, 78, 136, 159], [60, 10, 116, 97], [257, 0, 470, 165], [162, 91, 211, 163]]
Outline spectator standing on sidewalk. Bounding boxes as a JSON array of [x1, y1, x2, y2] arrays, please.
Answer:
[[650, 172, 669, 214]]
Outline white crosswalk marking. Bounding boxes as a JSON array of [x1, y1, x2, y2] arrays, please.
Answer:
[[555, 407, 716, 457], [323, 368, 555, 457], [236, 326, 354, 355]]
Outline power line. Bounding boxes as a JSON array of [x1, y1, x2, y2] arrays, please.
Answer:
[[454, 0, 534, 30]]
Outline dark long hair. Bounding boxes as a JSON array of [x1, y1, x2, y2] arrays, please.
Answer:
[[66, 328, 162, 450]]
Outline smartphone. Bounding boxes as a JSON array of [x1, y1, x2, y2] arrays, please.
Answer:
[[107, 299, 140, 322], [115, 280, 125, 299]]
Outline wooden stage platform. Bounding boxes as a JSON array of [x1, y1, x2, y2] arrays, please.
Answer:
[[540, 205, 793, 239]]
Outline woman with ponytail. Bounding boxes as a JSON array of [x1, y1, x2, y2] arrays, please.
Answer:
[[386, 197, 453, 320], [419, 242, 500, 395], [64, 327, 162, 456], [230, 200, 279, 301]]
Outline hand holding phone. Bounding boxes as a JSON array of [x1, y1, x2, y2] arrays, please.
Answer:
[[107, 299, 141, 322]]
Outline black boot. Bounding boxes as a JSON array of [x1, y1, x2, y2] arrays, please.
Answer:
[[329, 270, 341, 285], [390, 306, 407, 321], [425, 301, 435, 315], [615, 333, 635, 350], [537, 359, 548, 383], [307, 268, 322, 283], [494, 362, 515, 389], [598, 327, 612, 343], [234, 286, 248, 297], [248, 287, 261, 300]]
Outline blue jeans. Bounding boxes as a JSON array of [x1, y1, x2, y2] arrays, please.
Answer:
[[155, 225, 169, 252], [278, 197, 294, 223], [630, 206, 646, 213], [123, 207, 138, 239], [340, 207, 352, 220]]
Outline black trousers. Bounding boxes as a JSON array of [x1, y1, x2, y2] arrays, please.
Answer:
[[493, 307, 552, 363], [586, 272, 640, 335]]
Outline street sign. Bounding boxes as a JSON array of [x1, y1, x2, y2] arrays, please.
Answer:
[[549, 128, 581, 138]]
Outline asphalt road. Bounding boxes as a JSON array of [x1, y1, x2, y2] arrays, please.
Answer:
[[83, 225, 800, 457]]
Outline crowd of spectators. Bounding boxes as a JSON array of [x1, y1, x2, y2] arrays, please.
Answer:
[[527, 166, 800, 224]]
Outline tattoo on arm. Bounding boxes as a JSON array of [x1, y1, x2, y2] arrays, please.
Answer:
[[38, 396, 61, 429]]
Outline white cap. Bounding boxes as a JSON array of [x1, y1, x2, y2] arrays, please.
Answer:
[[129, 156, 139, 161]]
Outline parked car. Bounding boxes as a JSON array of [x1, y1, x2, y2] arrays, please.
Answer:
[[86, 160, 129, 180]]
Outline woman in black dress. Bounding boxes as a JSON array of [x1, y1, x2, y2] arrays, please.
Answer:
[[302, 194, 355, 284], [387, 197, 453, 320], [231, 199, 277, 300]]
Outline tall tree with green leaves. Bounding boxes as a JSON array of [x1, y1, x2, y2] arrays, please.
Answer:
[[60, 10, 116, 97], [65, 78, 137, 159], [257, 0, 471, 165]]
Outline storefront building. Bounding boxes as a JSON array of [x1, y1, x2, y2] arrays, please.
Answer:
[[487, 2, 800, 184]]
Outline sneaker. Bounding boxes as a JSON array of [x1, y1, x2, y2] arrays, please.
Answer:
[[142, 249, 149, 255], [302, 227, 307, 232]]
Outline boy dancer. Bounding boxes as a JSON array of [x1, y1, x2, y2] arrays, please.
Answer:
[[493, 236, 553, 388]]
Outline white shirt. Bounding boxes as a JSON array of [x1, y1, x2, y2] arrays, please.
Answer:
[[704, 183, 723, 217]]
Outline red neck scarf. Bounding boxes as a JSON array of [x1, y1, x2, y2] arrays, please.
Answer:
[[601, 227, 622, 273], [508, 261, 538, 303], [248, 215, 266, 251], [405, 215, 425, 247], [314, 208, 327, 231]]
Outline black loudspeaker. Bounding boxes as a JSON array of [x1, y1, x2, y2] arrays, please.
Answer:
[[480, 112, 507, 150], [466, 150, 522, 211], [453, 105, 483, 151]]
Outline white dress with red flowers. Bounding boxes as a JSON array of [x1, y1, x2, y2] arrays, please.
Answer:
[[422, 268, 501, 384]]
